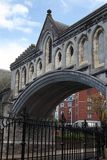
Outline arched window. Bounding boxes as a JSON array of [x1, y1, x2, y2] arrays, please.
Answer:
[[55, 49, 62, 69], [93, 27, 104, 68], [58, 52, 62, 62], [15, 70, 20, 96], [66, 43, 74, 67], [78, 35, 88, 65], [22, 66, 26, 88], [29, 63, 34, 82], [37, 59, 42, 76], [45, 37, 52, 64]]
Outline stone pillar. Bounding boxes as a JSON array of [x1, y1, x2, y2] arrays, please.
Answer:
[[74, 37, 78, 68], [62, 43, 66, 68], [26, 63, 29, 84], [34, 59, 37, 78]]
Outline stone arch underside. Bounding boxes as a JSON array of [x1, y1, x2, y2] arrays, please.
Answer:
[[12, 70, 107, 118]]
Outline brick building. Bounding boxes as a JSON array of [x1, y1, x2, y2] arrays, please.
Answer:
[[72, 88, 99, 123], [55, 88, 99, 123]]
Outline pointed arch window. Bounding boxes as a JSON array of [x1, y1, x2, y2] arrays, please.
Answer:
[[66, 43, 74, 67], [55, 49, 62, 69], [37, 59, 42, 76], [49, 38, 52, 63], [78, 35, 88, 65], [29, 63, 34, 82], [22, 66, 26, 88], [58, 52, 62, 62], [15, 70, 20, 95], [45, 37, 52, 64], [93, 27, 104, 68]]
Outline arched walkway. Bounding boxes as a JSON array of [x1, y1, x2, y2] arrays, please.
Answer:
[[12, 70, 107, 118]]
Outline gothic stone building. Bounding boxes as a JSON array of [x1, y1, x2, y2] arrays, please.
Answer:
[[10, 4, 107, 104]]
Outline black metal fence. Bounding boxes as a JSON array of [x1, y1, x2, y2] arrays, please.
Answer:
[[0, 115, 106, 160]]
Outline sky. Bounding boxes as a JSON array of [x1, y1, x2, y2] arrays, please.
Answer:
[[0, 0, 107, 70]]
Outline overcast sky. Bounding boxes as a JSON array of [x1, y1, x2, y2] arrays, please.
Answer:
[[0, 0, 107, 70]]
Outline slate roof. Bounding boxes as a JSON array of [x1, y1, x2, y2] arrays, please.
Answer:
[[15, 44, 36, 62], [10, 44, 42, 70], [54, 20, 69, 33], [47, 9, 69, 34]]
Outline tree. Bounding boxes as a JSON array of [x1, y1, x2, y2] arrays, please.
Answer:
[[0, 69, 11, 92], [91, 93, 106, 122]]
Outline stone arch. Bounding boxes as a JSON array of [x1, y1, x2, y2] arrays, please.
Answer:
[[36, 58, 42, 76], [12, 70, 107, 117], [78, 34, 88, 65], [28, 62, 34, 82], [22, 66, 27, 88], [55, 48, 62, 69], [92, 26, 104, 68], [15, 70, 20, 96], [65, 42, 74, 67]]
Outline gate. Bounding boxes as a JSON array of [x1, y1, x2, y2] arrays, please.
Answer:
[[0, 115, 105, 160]]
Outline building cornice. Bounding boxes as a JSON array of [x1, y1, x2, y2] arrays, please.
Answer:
[[53, 3, 107, 47]]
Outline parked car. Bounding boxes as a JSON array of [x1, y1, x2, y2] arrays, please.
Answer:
[[73, 120, 101, 127]]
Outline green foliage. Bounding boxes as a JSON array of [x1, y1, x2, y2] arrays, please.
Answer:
[[0, 69, 11, 92], [91, 93, 106, 121]]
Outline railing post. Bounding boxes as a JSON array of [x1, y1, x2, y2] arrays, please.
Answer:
[[105, 124, 107, 148], [21, 112, 27, 160], [102, 122, 107, 159], [83, 120, 87, 160], [95, 125, 100, 160], [61, 113, 66, 160]]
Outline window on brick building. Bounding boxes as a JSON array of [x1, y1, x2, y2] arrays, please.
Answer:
[[87, 97, 92, 102], [68, 102, 72, 107], [87, 113, 92, 119], [87, 105, 92, 111], [60, 103, 64, 108], [69, 108, 71, 113]]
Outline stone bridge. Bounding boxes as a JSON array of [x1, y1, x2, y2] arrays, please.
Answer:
[[10, 4, 107, 117]]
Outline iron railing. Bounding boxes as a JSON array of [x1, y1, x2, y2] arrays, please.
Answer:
[[0, 115, 105, 160]]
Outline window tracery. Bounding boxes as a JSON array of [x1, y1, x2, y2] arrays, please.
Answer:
[[78, 35, 88, 65], [37, 59, 42, 76], [55, 49, 62, 69], [66, 43, 74, 67], [93, 27, 104, 68], [29, 63, 34, 82]]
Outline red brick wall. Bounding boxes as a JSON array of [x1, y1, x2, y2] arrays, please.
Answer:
[[72, 88, 99, 122], [57, 88, 100, 123]]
